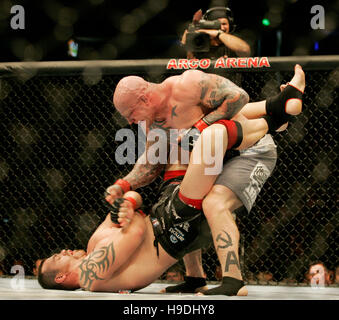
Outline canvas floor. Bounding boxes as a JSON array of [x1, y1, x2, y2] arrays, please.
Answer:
[[1, 277, 338, 300]]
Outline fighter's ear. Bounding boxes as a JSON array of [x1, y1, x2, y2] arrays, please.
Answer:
[[55, 272, 67, 284], [140, 94, 148, 104]]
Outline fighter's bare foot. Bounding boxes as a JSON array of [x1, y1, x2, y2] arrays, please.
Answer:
[[236, 286, 248, 296], [160, 276, 208, 293], [160, 285, 208, 294], [195, 276, 248, 296], [196, 285, 248, 296], [283, 64, 305, 116], [275, 64, 305, 131]]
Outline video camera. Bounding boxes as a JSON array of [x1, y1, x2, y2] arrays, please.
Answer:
[[185, 19, 221, 52], [185, 7, 235, 53]]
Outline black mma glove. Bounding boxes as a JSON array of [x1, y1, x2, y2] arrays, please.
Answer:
[[104, 197, 125, 224]]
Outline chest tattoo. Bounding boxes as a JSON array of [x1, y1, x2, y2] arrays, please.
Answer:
[[171, 105, 178, 118], [152, 120, 171, 130]]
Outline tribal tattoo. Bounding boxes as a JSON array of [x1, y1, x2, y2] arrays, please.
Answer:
[[79, 242, 115, 291]]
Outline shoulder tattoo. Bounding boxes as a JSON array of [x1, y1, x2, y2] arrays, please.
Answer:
[[79, 242, 115, 290]]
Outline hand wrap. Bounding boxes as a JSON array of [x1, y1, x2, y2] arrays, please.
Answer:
[[113, 179, 131, 193]]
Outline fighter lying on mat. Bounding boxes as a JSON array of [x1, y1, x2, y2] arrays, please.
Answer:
[[37, 97, 304, 293]]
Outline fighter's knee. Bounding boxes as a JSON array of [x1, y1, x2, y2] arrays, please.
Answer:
[[202, 187, 231, 217], [202, 191, 218, 212], [202, 188, 240, 231], [204, 185, 227, 201]]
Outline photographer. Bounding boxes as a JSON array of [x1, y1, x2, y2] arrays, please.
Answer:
[[181, 7, 250, 59]]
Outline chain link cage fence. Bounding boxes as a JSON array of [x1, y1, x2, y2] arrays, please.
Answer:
[[0, 57, 338, 286]]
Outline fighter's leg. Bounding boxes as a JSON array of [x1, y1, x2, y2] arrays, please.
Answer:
[[160, 188, 247, 295], [179, 123, 229, 200], [179, 116, 274, 203], [239, 64, 305, 126], [232, 113, 268, 150], [230, 66, 305, 137], [173, 118, 274, 234], [179, 117, 270, 200], [199, 185, 247, 296], [183, 249, 205, 278], [160, 249, 208, 293], [213, 109, 303, 152], [199, 139, 277, 296]]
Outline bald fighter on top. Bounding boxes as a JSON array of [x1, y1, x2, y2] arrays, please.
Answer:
[[108, 66, 305, 295]]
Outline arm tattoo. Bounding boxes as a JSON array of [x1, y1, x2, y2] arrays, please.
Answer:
[[199, 80, 209, 100], [124, 161, 165, 190], [200, 75, 249, 123], [124, 124, 168, 189], [79, 242, 115, 290]]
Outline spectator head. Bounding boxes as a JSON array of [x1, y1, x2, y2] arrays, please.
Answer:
[[203, 7, 235, 33], [306, 261, 332, 286], [165, 266, 184, 282]]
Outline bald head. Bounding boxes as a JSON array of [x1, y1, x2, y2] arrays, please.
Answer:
[[113, 76, 149, 114]]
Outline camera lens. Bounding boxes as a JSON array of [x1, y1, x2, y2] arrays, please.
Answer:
[[194, 34, 205, 47]]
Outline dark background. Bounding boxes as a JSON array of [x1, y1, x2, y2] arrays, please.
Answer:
[[0, 0, 338, 62], [0, 0, 338, 282]]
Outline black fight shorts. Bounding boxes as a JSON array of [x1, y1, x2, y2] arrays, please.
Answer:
[[150, 176, 212, 260]]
